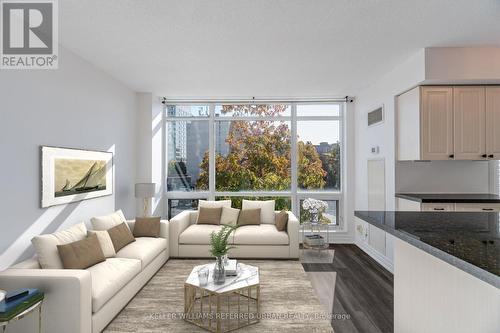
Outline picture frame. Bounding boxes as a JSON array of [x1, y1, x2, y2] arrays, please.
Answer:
[[41, 146, 113, 208]]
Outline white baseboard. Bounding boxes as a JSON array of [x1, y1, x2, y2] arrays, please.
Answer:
[[356, 240, 394, 273]]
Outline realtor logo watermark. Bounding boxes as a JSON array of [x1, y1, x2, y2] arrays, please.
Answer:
[[1, 0, 58, 69]]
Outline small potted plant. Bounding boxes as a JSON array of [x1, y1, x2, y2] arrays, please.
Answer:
[[209, 225, 238, 284]]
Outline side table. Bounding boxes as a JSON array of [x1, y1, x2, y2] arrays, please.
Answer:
[[0, 295, 43, 333]]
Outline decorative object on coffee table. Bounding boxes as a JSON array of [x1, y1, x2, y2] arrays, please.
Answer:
[[184, 263, 260, 333], [135, 183, 156, 217], [209, 225, 238, 285]]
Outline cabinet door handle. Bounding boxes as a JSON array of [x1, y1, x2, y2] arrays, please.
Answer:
[[433, 208, 445, 211], [448, 154, 454, 159], [488, 154, 494, 158], [481, 154, 487, 158], [482, 208, 494, 211]]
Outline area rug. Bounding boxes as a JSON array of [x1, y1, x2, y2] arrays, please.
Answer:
[[104, 259, 334, 332]]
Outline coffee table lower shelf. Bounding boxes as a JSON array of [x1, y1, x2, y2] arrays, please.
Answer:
[[184, 284, 260, 333]]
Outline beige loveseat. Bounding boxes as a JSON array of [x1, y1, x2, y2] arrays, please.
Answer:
[[169, 210, 299, 259], [0, 219, 169, 333]]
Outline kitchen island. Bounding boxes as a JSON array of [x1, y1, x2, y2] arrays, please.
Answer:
[[355, 211, 499, 333]]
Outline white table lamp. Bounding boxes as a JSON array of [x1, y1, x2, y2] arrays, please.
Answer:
[[135, 183, 156, 217]]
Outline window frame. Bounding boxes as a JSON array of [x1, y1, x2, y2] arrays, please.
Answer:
[[163, 100, 345, 230]]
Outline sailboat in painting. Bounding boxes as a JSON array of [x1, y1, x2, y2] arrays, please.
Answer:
[[55, 162, 107, 197]]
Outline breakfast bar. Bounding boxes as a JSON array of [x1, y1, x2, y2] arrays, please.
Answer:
[[354, 211, 500, 333]]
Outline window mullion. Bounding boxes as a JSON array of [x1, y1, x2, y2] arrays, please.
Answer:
[[291, 103, 298, 217], [209, 103, 215, 200]]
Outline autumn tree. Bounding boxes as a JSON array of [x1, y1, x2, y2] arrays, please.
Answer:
[[197, 104, 327, 209]]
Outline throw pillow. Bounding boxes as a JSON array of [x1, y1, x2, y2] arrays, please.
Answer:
[[87, 230, 116, 258], [275, 210, 289, 231], [242, 200, 275, 224], [198, 200, 232, 209], [133, 217, 161, 237], [107, 222, 135, 252], [90, 210, 127, 231], [238, 208, 261, 226], [31, 223, 88, 269], [220, 207, 240, 226], [57, 234, 106, 269], [197, 207, 222, 225]]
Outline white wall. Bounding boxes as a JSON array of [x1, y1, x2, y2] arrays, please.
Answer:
[[0, 47, 138, 269]]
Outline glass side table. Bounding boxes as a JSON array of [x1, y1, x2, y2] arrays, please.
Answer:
[[0, 298, 43, 333], [301, 222, 330, 251]]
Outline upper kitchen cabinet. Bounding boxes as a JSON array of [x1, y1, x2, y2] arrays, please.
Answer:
[[453, 87, 485, 160], [396, 85, 500, 160], [486, 87, 500, 159]]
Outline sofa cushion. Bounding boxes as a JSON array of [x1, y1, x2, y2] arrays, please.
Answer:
[[196, 207, 222, 225], [275, 210, 289, 231], [108, 222, 135, 252], [220, 207, 240, 226], [233, 224, 289, 245], [57, 234, 106, 269], [198, 200, 232, 209], [179, 224, 234, 245], [237, 208, 261, 226], [87, 230, 116, 258], [242, 200, 275, 224], [91, 210, 127, 231], [133, 217, 161, 238], [87, 258, 141, 312], [115, 237, 167, 269], [31, 223, 88, 269]]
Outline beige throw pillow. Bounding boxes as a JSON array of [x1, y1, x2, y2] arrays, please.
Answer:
[[31, 223, 88, 269], [238, 209, 261, 226], [57, 234, 106, 269], [87, 230, 116, 257], [275, 210, 289, 231], [220, 207, 240, 226], [197, 207, 222, 225], [242, 200, 275, 224], [90, 210, 127, 231], [133, 217, 161, 237], [107, 222, 135, 252]]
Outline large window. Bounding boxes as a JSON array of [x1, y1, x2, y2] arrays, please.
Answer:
[[164, 101, 344, 228]]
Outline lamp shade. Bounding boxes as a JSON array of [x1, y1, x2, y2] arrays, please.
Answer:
[[135, 183, 156, 198]]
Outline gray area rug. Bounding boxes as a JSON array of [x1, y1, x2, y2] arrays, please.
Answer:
[[105, 259, 334, 332]]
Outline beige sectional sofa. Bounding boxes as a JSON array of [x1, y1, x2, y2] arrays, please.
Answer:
[[0, 219, 169, 333], [169, 210, 299, 259]]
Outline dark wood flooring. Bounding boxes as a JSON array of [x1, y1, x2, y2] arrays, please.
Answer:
[[302, 244, 394, 333]]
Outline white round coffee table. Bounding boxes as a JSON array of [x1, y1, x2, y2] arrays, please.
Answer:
[[184, 263, 260, 333]]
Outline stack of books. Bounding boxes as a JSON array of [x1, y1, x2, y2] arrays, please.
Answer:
[[0, 288, 44, 322], [304, 234, 325, 247], [224, 259, 238, 276]]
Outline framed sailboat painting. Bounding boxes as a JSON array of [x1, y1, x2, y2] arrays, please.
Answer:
[[41, 146, 113, 208]]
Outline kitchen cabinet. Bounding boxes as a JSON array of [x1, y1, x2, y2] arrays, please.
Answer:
[[396, 198, 500, 212], [396, 85, 500, 160]]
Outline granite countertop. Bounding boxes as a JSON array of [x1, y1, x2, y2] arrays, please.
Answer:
[[354, 211, 500, 288], [395, 193, 500, 203]]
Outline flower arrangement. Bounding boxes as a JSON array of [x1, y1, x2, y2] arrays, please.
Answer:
[[302, 198, 329, 224]]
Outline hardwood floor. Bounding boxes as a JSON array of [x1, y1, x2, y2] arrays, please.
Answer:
[[302, 244, 394, 333]]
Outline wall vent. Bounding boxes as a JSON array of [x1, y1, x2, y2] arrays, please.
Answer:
[[368, 106, 384, 126]]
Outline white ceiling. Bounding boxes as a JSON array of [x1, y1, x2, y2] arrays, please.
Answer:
[[60, 0, 500, 97]]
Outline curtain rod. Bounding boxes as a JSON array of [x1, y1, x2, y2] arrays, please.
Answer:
[[161, 96, 354, 104]]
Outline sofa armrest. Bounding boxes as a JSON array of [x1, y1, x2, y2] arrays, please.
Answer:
[[287, 212, 300, 258], [169, 211, 193, 257], [0, 268, 92, 333]]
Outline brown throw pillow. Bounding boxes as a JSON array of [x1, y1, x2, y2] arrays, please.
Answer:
[[197, 207, 222, 225], [238, 208, 261, 226], [275, 210, 289, 231], [107, 222, 135, 252], [57, 234, 105, 269], [133, 217, 161, 237]]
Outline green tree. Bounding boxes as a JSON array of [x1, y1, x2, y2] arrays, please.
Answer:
[[197, 105, 327, 208]]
